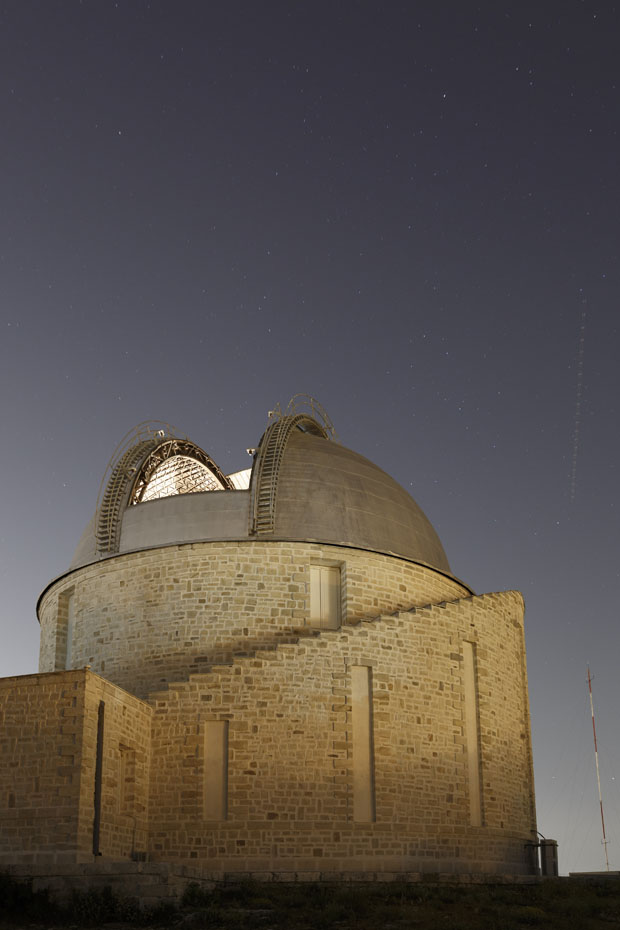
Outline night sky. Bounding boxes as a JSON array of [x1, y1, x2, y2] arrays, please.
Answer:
[[1, 2, 619, 875]]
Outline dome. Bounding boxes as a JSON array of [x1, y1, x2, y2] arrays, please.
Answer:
[[268, 427, 450, 571], [70, 408, 450, 575]]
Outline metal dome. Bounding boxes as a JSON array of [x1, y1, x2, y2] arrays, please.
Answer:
[[69, 405, 450, 576], [251, 416, 450, 572]]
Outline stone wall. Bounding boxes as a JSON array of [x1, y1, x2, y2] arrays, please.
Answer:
[[78, 674, 152, 861], [0, 672, 84, 864], [0, 670, 151, 866], [146, 590, 536, 875], [4, 588, 536, 878], [39, 541, 471, 698]]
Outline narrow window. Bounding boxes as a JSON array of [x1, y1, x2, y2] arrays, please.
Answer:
[[351, 665, 376, 822], [462, 641, 483, 826], [55, 589, 75, 671], [203, 720, 228, 821], [65, 591, 75, 668], [310, 564, 341, 629], [93, 701, 105, 856], [118, 744, 136, 815]]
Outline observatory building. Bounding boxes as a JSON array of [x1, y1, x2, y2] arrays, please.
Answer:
[[0, 397, 538, 890]]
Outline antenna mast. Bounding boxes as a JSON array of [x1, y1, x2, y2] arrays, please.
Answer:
[[587, 666, 610, 871]]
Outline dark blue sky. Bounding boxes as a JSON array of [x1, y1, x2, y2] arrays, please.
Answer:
[[1, 1, 619, 873]]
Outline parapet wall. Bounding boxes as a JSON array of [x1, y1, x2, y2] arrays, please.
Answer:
[[38, 541, 470, 698]]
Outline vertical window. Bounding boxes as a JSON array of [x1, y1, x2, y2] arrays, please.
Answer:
[[462, 641, 483, 826], [203, 720, 229, 821], [65, 591, 75, 669], [93, 701, 105, 856], [351, 665, 376, 822], [118, 744, 136, 815], [55, 589, 75, 671], [309, 564, 341, 629]]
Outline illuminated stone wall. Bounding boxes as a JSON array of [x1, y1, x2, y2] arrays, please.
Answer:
[[0, 670, 151, 865], [38, 541, 470, 699], [3, 589, 536, 877], [146, 589, 536, 876]]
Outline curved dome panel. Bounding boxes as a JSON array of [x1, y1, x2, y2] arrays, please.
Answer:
[[250, 413, 328, 535], [95, 430, 233, 557], [271, 428, 450, 572], [130, 442, 229, 503]]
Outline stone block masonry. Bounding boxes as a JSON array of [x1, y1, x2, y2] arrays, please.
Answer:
[[2, 588, 535, 877], [146, 589, 535, 876], [0, 670, 151, 865], [38, 540, 471, 698]]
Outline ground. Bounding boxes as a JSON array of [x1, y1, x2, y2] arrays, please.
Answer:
[[2, 875, 620, 929]]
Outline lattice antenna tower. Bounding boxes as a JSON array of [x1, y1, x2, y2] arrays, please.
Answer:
[[587, 666, 611, 871]]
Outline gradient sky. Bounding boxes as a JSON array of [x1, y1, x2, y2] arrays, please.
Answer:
[[1, 1, 619, 875]]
